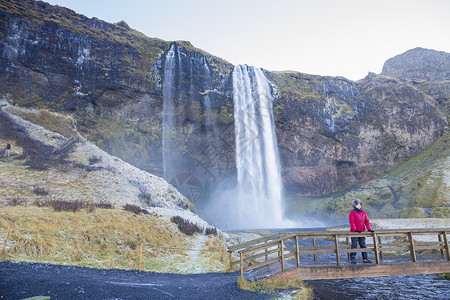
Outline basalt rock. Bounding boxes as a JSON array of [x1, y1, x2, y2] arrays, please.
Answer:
[[382, 47, 450, 82], [0, 0, 448, 200], [268, 71, 447, 196]]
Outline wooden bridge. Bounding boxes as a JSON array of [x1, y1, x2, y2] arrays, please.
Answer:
[[51, 136, 79, 156], [228, 229, 450, 280]]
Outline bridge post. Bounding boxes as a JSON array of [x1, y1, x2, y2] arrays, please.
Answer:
[[313, 238, 317, 261], [295, 235, 300, 268], [265, 242, 269, 261], [280, 240, 285, 272], [0, 226, 11, 255], [372, 232, 380, 264], [438, 234, 444, 258], [378, 236, 383, 259], [443, 231, 450, 260], [408, 232, 417, 262], [240, 252, 244, 277], [346, 237, 350, 259], [334, 235, 340, 266]]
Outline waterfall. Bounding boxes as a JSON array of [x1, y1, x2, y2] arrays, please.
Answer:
[[232, 65, 284, 228], [162, 44, 219, 183], [162, 45, 286, 229], [162, 44, 177, 180]]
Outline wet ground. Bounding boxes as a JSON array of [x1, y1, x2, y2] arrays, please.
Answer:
[[0, 261, 272, 300], [307, 273, 450, 300], [1, 260, 449, 299]]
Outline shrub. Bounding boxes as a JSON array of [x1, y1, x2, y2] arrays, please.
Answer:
[[32, 200, 112, 212], [48, 200, 86, 212], [88, 155, 102, 165], [95, 202, 113, 209], [205, 227, 218, 235], [170, 216, 202, 235], [7, 197, 26, 206], [138, 192, 152, 202], [33, 199, 46, 207], [123, 204, 143, 214], [33, 186, 49, 196]]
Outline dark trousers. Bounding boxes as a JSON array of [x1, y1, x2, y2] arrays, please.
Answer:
[[350, 237, 368, 260]]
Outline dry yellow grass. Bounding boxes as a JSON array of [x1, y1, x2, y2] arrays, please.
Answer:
[[237, 275, 313, 299], [0, 206, 228, 273]]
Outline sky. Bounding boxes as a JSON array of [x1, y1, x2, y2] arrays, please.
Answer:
[[43, 0, 450, 81]]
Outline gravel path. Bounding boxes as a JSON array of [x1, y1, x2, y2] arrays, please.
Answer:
[[0, 261, 272, 300]]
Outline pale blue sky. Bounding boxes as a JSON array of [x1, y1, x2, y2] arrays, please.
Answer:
[[43, 0, 450, 80]]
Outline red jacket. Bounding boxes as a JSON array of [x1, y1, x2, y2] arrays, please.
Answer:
[[349, 209, 372, 232]]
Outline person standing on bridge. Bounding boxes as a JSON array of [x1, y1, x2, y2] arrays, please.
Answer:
[[349, 199, 374, 264]]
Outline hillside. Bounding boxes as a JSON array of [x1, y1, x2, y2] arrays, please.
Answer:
[[286, 130, 449, 223], [0, 101, 231, 273]]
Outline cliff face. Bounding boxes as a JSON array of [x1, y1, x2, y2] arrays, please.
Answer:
[[0, 0, 234, 179], [382, 47, 450, 122], [382, 47, 450, 82], [0, 0, 448, 201], [270, 71, 447, 195]]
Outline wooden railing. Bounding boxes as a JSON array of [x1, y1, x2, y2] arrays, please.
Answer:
[[229, 229, 450, 278], [51, 136, 79, 156]]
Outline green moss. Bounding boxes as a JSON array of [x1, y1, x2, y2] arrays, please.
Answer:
[[187, 101, 205, 123], [6, 108, 77, 138], [429, 207, 450, 218], [285, 195, 332, 219], [399, 207, 427, 218], [217, 102, 234, 124], [410, 175, 446, 208], [76, 114, 162, 171]]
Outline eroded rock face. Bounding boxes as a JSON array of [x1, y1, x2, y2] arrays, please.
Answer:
[[382, 47, 450, 82], [0, 0, 448, 200], [381, 48, 450, 122], [269, 72, 447, 196]]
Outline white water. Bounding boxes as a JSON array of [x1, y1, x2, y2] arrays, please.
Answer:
[[163, 45, 219, 182], [162, 44, 177, 180], [232, 65, 284, 228]]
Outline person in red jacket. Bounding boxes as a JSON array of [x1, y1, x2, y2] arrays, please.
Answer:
[[4, 142, 11, 158], [349, 199, 374, 264]]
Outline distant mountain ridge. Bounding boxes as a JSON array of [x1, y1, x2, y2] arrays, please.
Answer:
[[382, 47, 450, 82]]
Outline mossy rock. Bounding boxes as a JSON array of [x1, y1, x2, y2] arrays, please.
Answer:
[[376, 203, 399, 218], [429, 207, 450, 218], [399, 207, 427, 218]]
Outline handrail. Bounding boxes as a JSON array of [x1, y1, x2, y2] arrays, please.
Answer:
[[228, 231, 295, 252], [51, 136, 79, 156], [232, 229, 450, 278]]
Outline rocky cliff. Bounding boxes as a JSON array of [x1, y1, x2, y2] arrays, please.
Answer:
[[382, 47, 450, 82], [0, 0, 448, 207], [382, 47, 450, 122], [270, 71, 447, 196]]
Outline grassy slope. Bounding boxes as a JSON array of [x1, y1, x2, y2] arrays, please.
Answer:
[[0, 206, 228, 273], [286, 131, 449, 222], [0, 105, 229, 273]]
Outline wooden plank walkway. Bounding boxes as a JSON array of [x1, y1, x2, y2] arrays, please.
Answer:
[[246, 257, 450, 280], [229, 228, 450, 280]]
